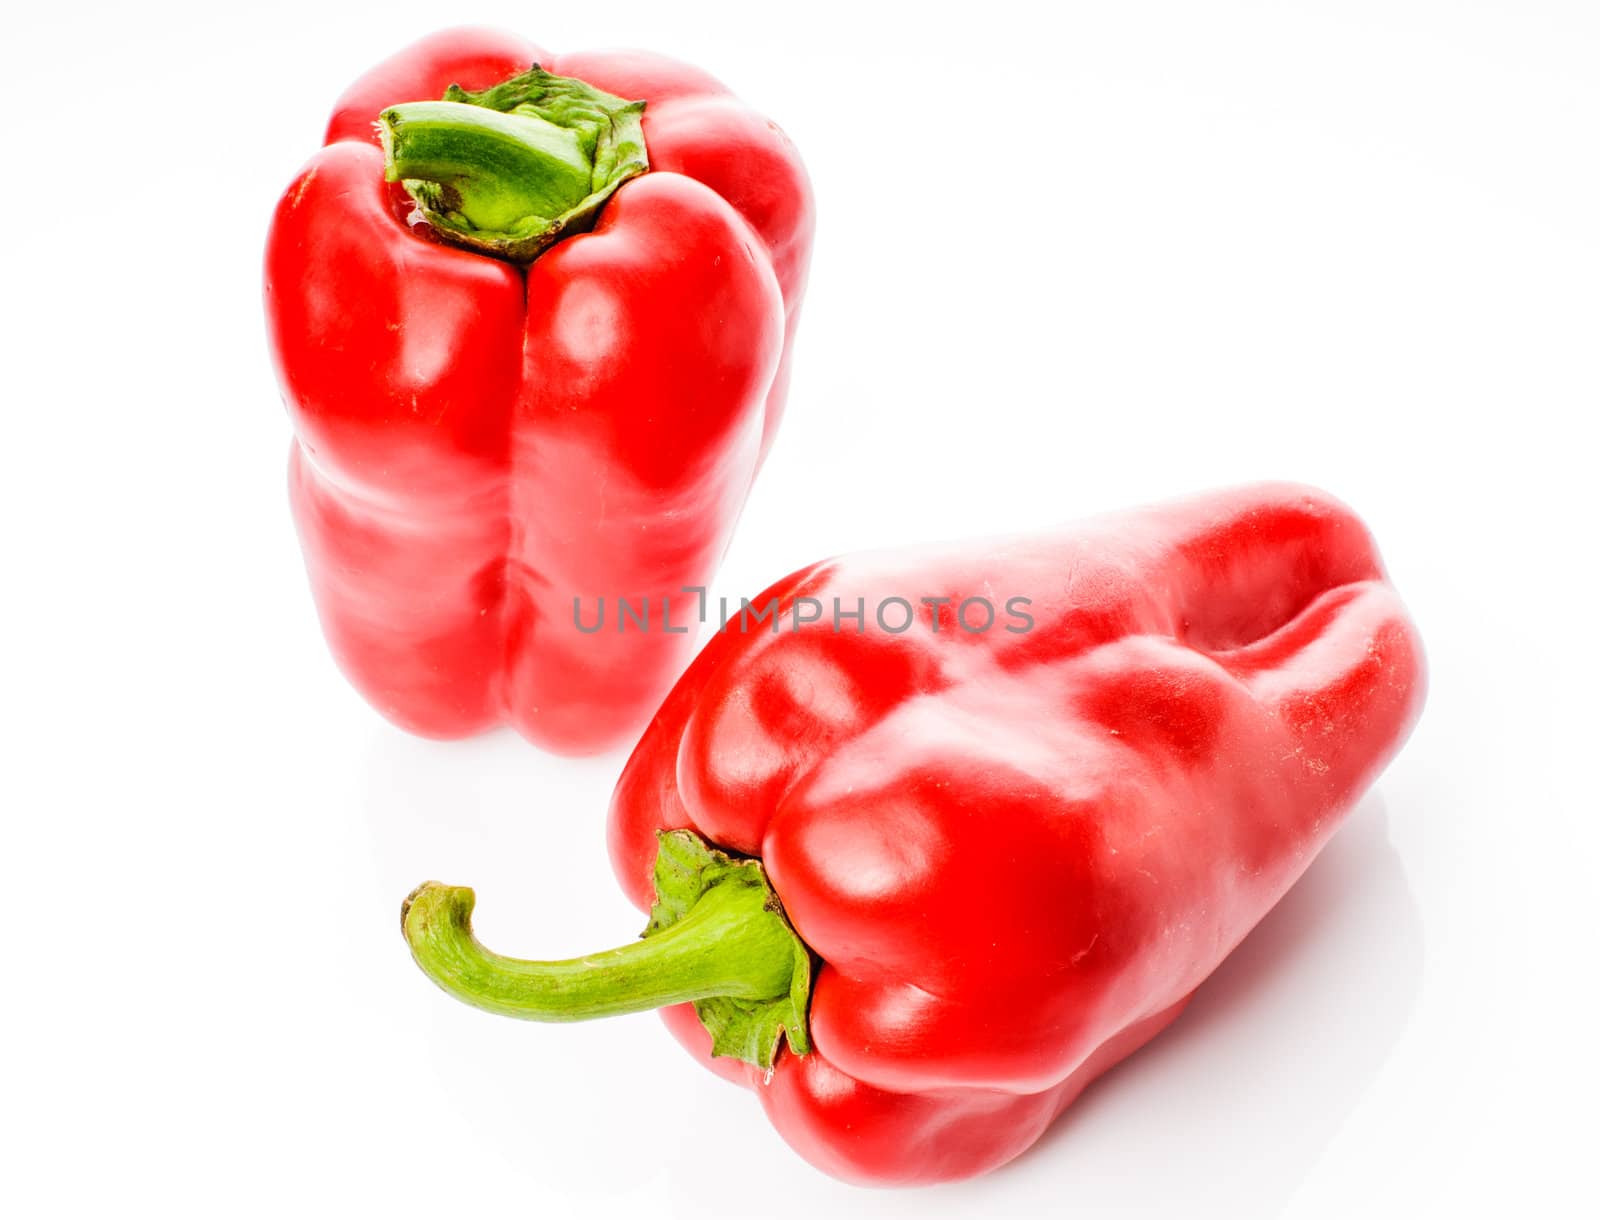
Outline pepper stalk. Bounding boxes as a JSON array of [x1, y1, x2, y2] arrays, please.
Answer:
[[402, 830, 813, 1070], [379, 64, 649, 263]]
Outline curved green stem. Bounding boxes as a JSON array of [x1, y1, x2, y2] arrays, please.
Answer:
[[402, 831, 812, 1069], [404, 878, 796, 1021]]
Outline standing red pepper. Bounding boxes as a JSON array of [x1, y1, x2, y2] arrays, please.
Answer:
[[264, 28, 812, 753], [400, 484, 1427, 1185]]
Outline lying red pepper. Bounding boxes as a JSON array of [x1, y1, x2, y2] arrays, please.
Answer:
[[401, 484, 1426, 1184], [264, 27, 812, 753]]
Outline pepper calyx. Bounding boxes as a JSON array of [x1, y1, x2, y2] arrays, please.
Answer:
[[379, 63, 648, 264], [648, 829, 813, 1068]]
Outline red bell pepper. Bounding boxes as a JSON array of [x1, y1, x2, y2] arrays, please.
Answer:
[[400, 484, 1426, 1185], [264, 28, 812, 753]]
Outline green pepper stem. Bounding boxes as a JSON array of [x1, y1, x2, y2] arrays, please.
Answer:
[[380, 102, 594, 233], [377, 63, 648, 264], [403, 878, 798, 1023]]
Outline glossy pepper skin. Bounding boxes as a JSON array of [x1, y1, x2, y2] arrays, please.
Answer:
[[401, 484, 1425, 1184], [264, 28, 812, 753], [603, 483, 1426, 1184]]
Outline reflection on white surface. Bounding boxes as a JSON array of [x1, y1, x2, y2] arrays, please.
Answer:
[[1003, 794, 1421, 1215], [360, 718, 1420, 1218]]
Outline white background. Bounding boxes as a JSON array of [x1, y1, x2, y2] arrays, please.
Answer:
[[4, 2, 1597, 1215]]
